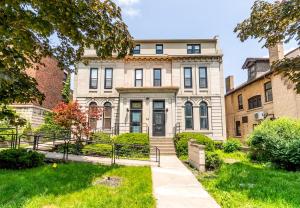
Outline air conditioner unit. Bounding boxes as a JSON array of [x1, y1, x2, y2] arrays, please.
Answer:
[[254, 112, 265, 121]]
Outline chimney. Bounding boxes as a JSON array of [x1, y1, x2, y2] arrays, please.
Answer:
[[268, 42, 284, 65], [225, 76, 234, 93]]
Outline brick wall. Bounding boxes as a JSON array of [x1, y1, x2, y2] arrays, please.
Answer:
[[27, 57, 64, 110]]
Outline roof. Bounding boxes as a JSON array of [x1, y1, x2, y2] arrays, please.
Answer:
[[133, 38, 218, 43], [225, 70, 273, 96], [226, 47, 300, 96], [242, 58, 269, 69]]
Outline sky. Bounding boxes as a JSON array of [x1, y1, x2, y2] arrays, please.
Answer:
[[115, 0, 298, 87]]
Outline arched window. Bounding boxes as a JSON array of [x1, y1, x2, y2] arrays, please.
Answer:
[[185, 102, 193, 129], [89, 102, 98, 130], [103, 102, 112, 130], [200, 102, 208, 130]]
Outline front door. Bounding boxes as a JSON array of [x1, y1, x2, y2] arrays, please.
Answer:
[[153, 101, 165, 136], [130, 101, 143, 133]]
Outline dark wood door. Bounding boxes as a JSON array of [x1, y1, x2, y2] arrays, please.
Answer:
[[152, 101, 165, 136]]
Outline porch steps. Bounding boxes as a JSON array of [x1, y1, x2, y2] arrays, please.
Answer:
[[150, 138, 176, 156]]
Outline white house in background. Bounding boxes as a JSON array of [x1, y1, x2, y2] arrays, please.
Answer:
[[74, 38, 226, 140]]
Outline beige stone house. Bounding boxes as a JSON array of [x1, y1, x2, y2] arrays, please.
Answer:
[[225, 44, 300, 141], [74, 38, 226, 140]]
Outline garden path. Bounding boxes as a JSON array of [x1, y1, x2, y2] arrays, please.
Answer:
[[151, 156, 220, 208]]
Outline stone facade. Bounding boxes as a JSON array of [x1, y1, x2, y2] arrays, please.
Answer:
[[74, 38, 226, 140], [12, 57, 66, 127], [225, 46, 300, 141]]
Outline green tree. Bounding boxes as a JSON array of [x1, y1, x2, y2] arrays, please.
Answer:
[[0, 0, 133, 106], [62, 74, 71, 103], [234, 0, 300, 91]]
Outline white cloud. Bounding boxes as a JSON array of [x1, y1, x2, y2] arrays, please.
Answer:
[[116, 0, 140, 6], [123, 7, 140, 17], [115, 0, 141, 18]]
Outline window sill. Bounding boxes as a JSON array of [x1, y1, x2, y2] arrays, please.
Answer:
[[247, 106, 263, 112], [104, 90, 113, 93], [184, 89, 193, 92], [89, 91, 98, 93], [264, 101, 273, 105]]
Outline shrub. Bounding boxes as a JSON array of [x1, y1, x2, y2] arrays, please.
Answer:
[[35, 112, 65, 136], [205, 151, 223, 171], [174, 132, 214, 157], [82, 144, 112, 157], [0, 148, 45, 169], [249, 118, 300, 171], [223, 138, 242, 153], [114, 133, 149, 158], [214, 141, 224, 150], [90, 132, 111, 143], [53, 143, 83, 155]]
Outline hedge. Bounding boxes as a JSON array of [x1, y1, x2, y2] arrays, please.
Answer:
[[82, 144, 112, 157], [114, 133, 149, 158], [90, 132, 112, 143], [174, 132, 214, 157], [248, 118, 300, 171], [0, 148, 45, 169]]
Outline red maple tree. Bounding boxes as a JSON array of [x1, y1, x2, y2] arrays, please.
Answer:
[[52, 101, 102, 140]]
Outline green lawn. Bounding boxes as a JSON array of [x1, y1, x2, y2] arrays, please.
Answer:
[[198, 151, 300, 208], [0, 163, 155, 208]]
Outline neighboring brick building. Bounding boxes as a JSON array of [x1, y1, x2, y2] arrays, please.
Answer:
[[225, 44, 300, 141], [11, 57, 67, 127]]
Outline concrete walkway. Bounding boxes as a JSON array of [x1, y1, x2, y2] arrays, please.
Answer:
[[41, 151, 157, 167], [151, 156, 220, 208]]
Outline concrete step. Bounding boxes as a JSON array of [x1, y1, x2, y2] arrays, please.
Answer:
[[151, 144, 175, 147], [151, 143, 174, 147]]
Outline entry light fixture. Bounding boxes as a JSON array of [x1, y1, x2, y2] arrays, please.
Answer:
[[127, 108, 130, 112], [165, 108, 168, 112]]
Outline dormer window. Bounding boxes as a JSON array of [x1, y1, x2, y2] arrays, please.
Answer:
[[248, 66, 256, 80], [187, 44, 201, 54], [156, 44, 163, 54], [133, 44, 141, 54]]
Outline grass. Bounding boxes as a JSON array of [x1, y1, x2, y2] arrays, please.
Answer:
[[0, 163, 155, 208], [198, 151, 300, 208], [214, 149, 248, 161]]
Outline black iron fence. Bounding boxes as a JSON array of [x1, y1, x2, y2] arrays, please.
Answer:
[[1, 128, 160, 166], [31, 132, 160, 166], [0, 127, 19, 149], [112, 123, 149, 136]]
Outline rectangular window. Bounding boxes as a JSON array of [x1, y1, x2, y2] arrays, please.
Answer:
[[199, 67, 208, 88], [156, 44, 163, 54], [89, 68, 98, 89], [153, 68, 161, 86], [187, 44, 201, 54], [135, 69, 143, 87], [242, 116, 248, 123], [133, 44, 141, 54], [264, 81, 273, 102], [248, 95, 262, 110], [235, 121, 241, 137], [238, 94, 243, 110], [104, 68, 113, 89], [184, 67, 192, 88]]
